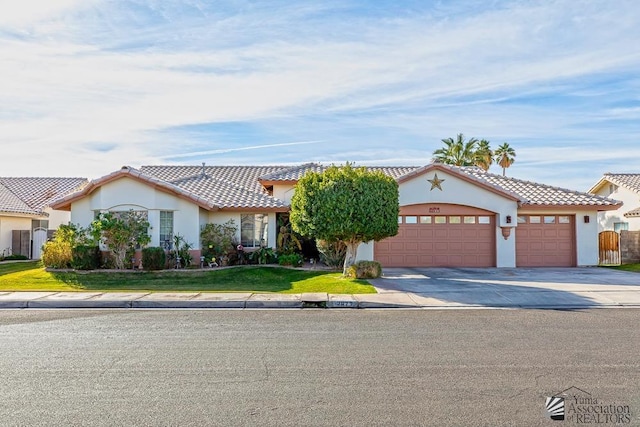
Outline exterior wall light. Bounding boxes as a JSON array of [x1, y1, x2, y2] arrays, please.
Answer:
[[500, 227, 512, 240]]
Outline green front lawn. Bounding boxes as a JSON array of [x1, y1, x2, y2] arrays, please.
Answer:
[[604, 264, 640, 273], [0, 262, 376, 294]]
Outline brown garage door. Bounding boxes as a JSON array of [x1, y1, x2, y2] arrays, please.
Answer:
[[516, 215, 575, 267], [375, 214, 495, 267]]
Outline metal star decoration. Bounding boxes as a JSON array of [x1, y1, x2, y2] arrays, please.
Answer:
[[428, 173, 445, 191]]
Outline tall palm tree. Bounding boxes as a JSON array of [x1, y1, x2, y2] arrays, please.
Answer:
[[432, 133, 479, 166], [494, 142, 516, 176], [474, 139, 493, 171]]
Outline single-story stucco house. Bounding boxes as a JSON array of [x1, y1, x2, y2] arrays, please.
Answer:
[[51, 163, 621, 268], [589, 173, 640, 232], [0, 177, 88, 259]]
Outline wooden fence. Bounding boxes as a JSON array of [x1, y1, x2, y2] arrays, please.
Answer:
[[598, 231, 620, 265]]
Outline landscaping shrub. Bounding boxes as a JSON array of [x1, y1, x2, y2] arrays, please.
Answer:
[[71, 245, 101, 270], [249, 247, 276, 264], [142, 247, 166, 271], [345, 261, 382, 279], [168, 234, 193, 268], [100, 251, 116, 269], [42, 241, 73, 269], [316, 239, 347, 268], [201, 220, 238, 261], [278, 253, 303, 267]]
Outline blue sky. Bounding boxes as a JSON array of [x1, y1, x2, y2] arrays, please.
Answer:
[[1, 0, 639, 191]]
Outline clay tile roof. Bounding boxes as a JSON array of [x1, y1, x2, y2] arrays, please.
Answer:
[[170, 173, 288, 209], [258, 164, 419, 182], [601, 173, 640, 194], [0, 177, 88, 216], [140, 165, 291, 210], [258, 163, 326, 181], [457, 168, 620, 207], [624, 207, 640, 218], [142, 165, 289, 192]]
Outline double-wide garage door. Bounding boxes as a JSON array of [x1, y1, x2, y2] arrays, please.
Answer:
[[375, 214, 496, 267]]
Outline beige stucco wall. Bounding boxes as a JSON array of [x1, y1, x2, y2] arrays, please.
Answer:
[[43, 208, 72, 230], [0, 215, 32, 257], [273, 184, 296, 205], [0, 209, 71, 258], [593, 185, 639, 231], [69, 176, 201, 249]]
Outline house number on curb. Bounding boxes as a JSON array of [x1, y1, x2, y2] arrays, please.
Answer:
[[332, 301, 357, 308]]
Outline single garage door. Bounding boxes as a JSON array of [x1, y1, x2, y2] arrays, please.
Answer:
[[516, 215, 575, 267], [375, 214, 495, 267]]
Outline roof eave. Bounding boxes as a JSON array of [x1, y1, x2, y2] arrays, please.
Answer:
[[217, 206, 289, 213], [0, 210, 48, 218], [519, 203, 622, 211], [587, 176, 611, 194], [258, 179, 298, 187]]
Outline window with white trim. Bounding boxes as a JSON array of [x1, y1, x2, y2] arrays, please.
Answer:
[[241, 214, 269, 247], [160, 211, 174, 249], [614, 222, 629, 232]]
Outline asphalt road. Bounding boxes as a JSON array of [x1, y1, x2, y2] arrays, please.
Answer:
[[0, 309, 639, 426]]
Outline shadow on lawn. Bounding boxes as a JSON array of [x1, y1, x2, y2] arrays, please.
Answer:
[[48, 266, 339, 292], [0, 261, 41, 276]]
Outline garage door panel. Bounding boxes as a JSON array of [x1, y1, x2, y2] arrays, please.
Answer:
[[419, 229, 434, 239], [448, 229, 463, 239], [434, 242, 449, 251], [419, 242, 434, 251], [404, 228, 419, 238], [434, 229, 449, 238], [404, 242, 419, 251]]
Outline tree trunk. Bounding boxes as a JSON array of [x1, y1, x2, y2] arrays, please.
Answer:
[[114, 247, 127, 269], [342, 240, 360, 276]]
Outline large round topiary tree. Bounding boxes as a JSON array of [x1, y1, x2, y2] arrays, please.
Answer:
[[290, 164, 399, 275]]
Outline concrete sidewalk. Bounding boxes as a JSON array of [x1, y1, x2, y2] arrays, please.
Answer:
[[1, 288, 640, 309]]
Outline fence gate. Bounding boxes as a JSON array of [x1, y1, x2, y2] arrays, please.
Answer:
[[598, 231, 620, 265], [32, 227, 48, 260]]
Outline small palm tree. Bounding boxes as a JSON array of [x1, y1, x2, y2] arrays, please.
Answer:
[[474, 139, 493, 171], [494, 142, 516, 176], [433, 133, 479, 166]]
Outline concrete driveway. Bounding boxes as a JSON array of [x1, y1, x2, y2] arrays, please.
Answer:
[[369, 267, 640, 308]]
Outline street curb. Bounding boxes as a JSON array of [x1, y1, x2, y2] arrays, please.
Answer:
[[28, 300, 133, 309], [0, 301, 28, 309]]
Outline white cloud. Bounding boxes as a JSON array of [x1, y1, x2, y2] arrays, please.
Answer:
[[0, 0, 639, 186]]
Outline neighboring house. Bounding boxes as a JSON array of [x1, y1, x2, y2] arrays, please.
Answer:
[[51, 163, 620, 268], [588, 173, 640, 232], [0, 177, 88, 259]]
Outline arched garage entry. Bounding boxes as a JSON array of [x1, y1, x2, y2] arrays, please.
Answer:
[[374, 204, 496, 267]]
